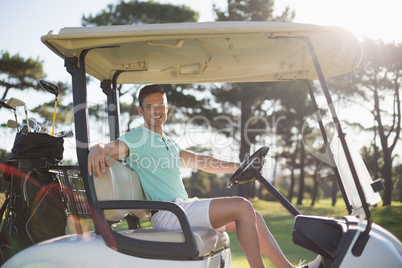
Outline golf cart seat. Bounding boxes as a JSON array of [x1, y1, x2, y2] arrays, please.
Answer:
[[93, 156, 230, 257], [94, 156, 151, 221]]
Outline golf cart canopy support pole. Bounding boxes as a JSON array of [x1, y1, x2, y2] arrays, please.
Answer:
[[101, 79, 121, 141], [65, 54, 106, 233], [303, 37, 372, 256]]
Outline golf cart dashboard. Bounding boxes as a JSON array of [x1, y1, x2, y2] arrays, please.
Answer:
[[293, 215, 358, 267]]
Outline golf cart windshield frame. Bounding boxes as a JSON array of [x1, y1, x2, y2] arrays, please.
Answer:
[[45, 22, 377, 259]]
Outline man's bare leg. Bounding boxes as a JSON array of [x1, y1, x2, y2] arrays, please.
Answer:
[[255, 211, 293, 268], [209, 197, 297, 268], [209, 197, 265, 267]]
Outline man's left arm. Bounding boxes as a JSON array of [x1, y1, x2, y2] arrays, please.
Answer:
[[180, 149, 239, 174]]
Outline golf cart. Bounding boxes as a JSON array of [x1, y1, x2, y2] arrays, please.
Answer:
[[3, 21, 402, 267]]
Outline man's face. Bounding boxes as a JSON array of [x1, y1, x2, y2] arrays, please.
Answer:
[[138, 93, 168, 130]]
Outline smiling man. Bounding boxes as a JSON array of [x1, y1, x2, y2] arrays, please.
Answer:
[[87, 84, 321, 268]]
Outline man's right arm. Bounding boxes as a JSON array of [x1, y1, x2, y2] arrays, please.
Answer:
[[88, 140, 129, 177]]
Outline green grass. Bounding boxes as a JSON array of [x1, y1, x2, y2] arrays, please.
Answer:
[[371, 203, 402, 239], [229, 198, 402, 267]]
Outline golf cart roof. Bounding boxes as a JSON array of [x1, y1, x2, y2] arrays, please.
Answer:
[[41, 21, 362, 84]]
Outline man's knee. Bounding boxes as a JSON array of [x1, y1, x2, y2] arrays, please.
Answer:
[[232, 196, 255, 216]]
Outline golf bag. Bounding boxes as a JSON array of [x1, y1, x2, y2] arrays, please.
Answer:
[[0, 132, 66, 264]]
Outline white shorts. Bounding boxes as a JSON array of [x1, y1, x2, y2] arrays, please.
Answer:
[[150, 197, 225, 232]]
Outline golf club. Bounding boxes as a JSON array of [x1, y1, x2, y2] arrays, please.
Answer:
[[19, 124, 28, 134], [39, 79, 59, 136], [5, 98, 30, 132], [35, 122, 42, 133], [28, 118, 39, 132], [0, 99, 18, 128], [7, 119, 20, 132], [41, 120, 49, 133], [56, 130, 73, 138]]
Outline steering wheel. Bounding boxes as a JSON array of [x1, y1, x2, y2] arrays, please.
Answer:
[[227, 146, 270, 188]]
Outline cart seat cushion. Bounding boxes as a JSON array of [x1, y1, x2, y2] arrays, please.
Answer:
[[94, 156, 151, 221], [119, 227, 230, 257]]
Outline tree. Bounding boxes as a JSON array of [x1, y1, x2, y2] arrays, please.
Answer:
[[185, 170, 211, 198], [82, 0, 198, 26], [302, 126, 335, 206], [337, 39, 402, 205], [361, 144, 384, 181], [210, 82, 289, 197], [395, 164, 402, 202], [0, 52, 67, 143], [81, 1, 205, 137], [214, 0, 294, 22], [0, 51, 45, 100], [273, 82, 316, 204], [210, 0, 295, 198]]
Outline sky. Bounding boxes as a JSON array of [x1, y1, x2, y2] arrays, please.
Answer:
[[1, 0, 401, 158]]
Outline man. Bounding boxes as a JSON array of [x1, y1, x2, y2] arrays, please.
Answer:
[[88, 84, 321, 268]]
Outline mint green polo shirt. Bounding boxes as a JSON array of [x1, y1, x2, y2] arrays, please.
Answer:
[[118, 127, 188, 202]]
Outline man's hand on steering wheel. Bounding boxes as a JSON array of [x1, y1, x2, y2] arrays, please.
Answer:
[[227, 146, 270, 188]]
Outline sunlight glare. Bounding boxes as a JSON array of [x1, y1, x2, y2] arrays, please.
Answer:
[[291, 0, 401, 43]]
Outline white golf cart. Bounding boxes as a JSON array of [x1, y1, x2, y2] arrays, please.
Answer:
[[3, 21, 402, 267]]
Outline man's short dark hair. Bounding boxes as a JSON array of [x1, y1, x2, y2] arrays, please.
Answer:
[[138, 84, 166, 108]]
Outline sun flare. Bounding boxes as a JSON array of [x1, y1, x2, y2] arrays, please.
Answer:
[[290, 0, 400, 43]]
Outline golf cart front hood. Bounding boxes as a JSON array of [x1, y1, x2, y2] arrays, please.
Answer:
[[41, 21, 362, 84]]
